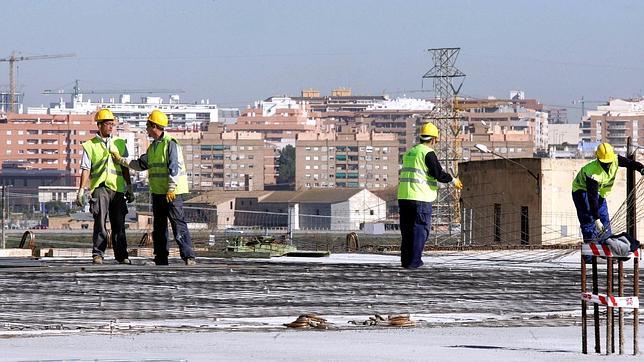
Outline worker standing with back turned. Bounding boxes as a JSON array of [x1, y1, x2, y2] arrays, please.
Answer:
[[76, 108, 134, 265], [397, 122, 463, 269], [572, 142, 644, 243], [111, 109, 196, 266]]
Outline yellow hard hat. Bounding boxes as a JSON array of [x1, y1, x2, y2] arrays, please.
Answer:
[[94, 108, 115, 122], [419, 122, 439, 140], [595, 142, 616, 163], [147, 109, 168, 128]]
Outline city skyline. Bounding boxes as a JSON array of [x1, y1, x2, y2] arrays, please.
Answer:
[[2, 0, 643, 121]]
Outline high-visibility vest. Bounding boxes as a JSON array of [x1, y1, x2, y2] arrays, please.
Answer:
[[397, 143, 438, 202], [572, 158, 618, 197], [81, 137, 127, 193], [147, 133, 189, 195]]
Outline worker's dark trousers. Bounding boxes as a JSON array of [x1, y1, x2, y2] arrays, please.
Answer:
[[572, 190, 611, 243], [151, 193, 196, 265], [398, 199, 432, 269], [89, 186, 129, 262]]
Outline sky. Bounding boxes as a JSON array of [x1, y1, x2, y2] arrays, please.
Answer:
[[1, 0, 643, 121]]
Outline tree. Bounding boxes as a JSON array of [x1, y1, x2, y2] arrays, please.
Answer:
[[44, 200, 70, 216], [277, 145, 295, 189]]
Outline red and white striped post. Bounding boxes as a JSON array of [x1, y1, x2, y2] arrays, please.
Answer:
[[581, 244, 640, 355]]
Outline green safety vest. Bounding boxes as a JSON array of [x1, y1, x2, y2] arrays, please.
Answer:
[[397, 143, 439, 202], [147, 133, 189, 195], [82, 137, 127, 193], [571, 158, 619, 197]]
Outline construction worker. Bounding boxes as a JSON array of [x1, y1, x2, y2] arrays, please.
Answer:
[[76, 108, 134, 265], [397, 122, 463, 269], [111, 110, 196, 266], [572, 142, 644, 243]]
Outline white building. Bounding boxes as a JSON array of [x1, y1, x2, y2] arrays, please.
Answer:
[[366, 97, 435, 111], [28, 93, 239, 130]]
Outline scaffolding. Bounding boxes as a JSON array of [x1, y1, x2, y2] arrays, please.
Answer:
[[421, 48, 466, 243]]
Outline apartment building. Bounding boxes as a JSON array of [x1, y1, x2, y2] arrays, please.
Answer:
[[459, 95, 547, 159], [295, 131, 399, 190], [230, 97, 320, 145], [30, 90, 238, 131], [580, 98, 644, 153], [181, 126, 265, 191], [293, 88, 387, 113], [0, 113, 97, 184]]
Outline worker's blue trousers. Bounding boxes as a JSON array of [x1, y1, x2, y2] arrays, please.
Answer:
[[572, 190, 611, 243], [398, 199, 432, 269], [151, 193, 196, 265]]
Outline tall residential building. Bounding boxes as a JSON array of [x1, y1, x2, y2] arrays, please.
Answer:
[[458, 95, 547, 159], [230, 97, 321, 146], [181, 126, 265, 191], [580, 98, 644, 153], [295, 131, 399, 190]]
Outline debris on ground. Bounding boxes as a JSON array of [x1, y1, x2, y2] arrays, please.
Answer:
[[284, 314, 331, 330]]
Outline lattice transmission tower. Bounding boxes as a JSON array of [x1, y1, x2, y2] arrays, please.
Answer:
[[422, 48, 465, 242]]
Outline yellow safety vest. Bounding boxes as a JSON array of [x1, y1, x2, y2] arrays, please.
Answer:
[[397, 143, 438, 202], [81, 137, 127, 193], [572, 158, 619, 198], [147, 134, 189, 195]]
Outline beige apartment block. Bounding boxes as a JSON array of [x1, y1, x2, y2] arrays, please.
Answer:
[[580, 98, 644, 153], [459, 158, 642, 246], [229, 97, 321, 144], [295, 131, 399, 190], [324, 110, 418, 163], [182, 127, 265, 191]]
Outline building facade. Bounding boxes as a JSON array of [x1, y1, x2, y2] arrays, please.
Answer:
[[580, 98, 644, 154], [295, 131, 399, 190], [182, 127, 265, 191]]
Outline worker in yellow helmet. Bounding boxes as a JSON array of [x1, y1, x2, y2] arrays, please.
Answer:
[[397, 122, 463, 269], [572, 142, 644, 244], [76, 108, 134, 265], [111, 110, 196, 266]]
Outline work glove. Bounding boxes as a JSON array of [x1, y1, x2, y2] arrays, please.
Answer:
[[166, 190, 176, 203], [109, 143, 129, 168], [594, 219, 604, 234], [76, 189, 86, 207], [125, 185, 134, 203], [451, 177, 463, 190]]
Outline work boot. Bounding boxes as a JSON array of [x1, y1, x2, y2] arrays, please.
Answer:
[[185, 257, 196, 266], [92, 255, 103, 265], [118, 258, 132, 265]]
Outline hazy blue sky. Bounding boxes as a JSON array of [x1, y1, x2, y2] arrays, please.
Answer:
[[1, 0, 643, 120]]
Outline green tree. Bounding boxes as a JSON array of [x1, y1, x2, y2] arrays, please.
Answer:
[[277, 145, 295, 189]]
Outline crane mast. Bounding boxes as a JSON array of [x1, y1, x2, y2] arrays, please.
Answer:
[[0, 51, 75, 112]]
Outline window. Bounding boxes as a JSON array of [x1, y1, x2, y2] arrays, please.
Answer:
[[494, 203, 501, 242], [521, 206, 529, 245]]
